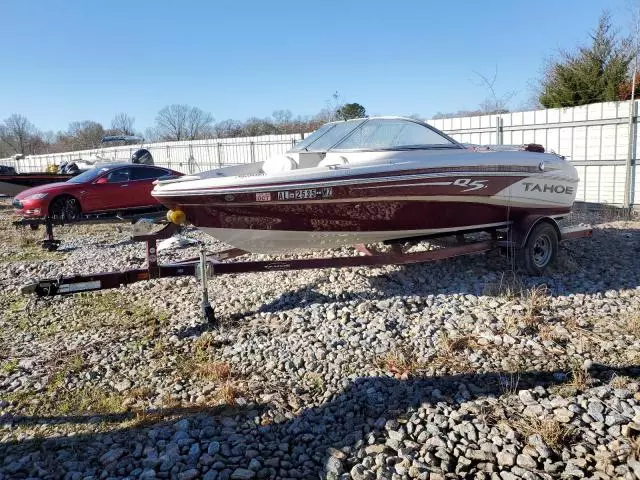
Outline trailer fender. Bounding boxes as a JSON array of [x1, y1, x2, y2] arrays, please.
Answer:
[[509, 215, 561, 247]]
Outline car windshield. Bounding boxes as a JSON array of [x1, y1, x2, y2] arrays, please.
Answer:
[[290, 120, 366, 152], [333, 118, 458, 150], [67, 166, 111, 183]]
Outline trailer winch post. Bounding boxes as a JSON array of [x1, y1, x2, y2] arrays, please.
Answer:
[[198, 244, 216, 325], [43, 217, 61, 251]]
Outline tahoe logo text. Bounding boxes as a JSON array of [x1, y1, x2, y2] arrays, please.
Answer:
[[523, 182, 574, 195]]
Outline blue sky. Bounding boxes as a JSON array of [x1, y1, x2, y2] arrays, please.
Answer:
[[0, 0, 633, 133]]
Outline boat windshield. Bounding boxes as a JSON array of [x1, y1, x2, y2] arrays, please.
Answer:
[[333, 118, 458, 150], [290, 120, 366, 152]]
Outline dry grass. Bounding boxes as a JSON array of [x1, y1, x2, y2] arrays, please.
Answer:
[[552, 362, 592, 397], [609, 374, 633, 389], [0, 222, 64, 263], [498, 373, 520, 396], [626, 311, 640, 338], [159, 393, 182, 409], [507, 415, 575, 452], [215, 381, 245, 405], [47, 352, 86, 391], [0, 359, 19, 375], [5, 385, 126, 417], [482, 271, 525, 298], [419, 333, 487, 373], [194, 360, 231, 382], [503, 285, 550, 334], [53, 386, 126, 415], [302, 372, 326, 395], [376, 348, 424, 377], [632, 437, 640, 460], [439, 333, 475, 354], [174, 343, 245, 406], [127, 386, 154, 402], [538, 324, 564, 343], [521, 285, 550, 329]]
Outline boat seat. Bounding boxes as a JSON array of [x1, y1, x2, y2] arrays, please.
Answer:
[[262, 155, 298, 175], [318, 156, 349, 168]]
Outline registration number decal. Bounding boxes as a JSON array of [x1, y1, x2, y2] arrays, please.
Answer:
[[255, 192, 272, 202], [277, 187, 333, 201]]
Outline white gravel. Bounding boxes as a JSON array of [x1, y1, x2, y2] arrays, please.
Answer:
[[1, 201, 639, 480]]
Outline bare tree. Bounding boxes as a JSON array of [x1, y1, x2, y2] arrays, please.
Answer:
[[155, 104, 214, 141], [58, 121, 106, 150], [472, 67, 515, 113], [272, 109, 293, 133], [0, 114, 38, 154], [213, 119, 243, 139], [111, 113, 135, 136]]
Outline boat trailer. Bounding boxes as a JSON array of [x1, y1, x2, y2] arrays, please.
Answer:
[[20, 215, 593, 325], [12, 209, 167, 251]]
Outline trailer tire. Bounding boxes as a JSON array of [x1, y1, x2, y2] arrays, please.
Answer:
[[518, 222, 558, 276], [49, 195, 81, 220]]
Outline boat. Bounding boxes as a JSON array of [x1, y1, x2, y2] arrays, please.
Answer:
[[0, 136, 153, 197], [0, 167, 74, 197], [57, 135, 153, 174], [151, 116, 579, 254]]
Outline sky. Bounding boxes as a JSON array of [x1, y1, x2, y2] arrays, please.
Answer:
[[0, 0, 635, 133]]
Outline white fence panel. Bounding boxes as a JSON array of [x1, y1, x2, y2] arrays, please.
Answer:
[[0, 101, 637, 205], [427, 100, 637, 206]]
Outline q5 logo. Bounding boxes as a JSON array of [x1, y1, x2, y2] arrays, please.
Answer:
[[453, 178, 488, 192]]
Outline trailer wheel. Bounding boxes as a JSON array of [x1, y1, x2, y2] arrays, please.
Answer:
[[49, 195, 81, 220], [518, 222, 558, 276]]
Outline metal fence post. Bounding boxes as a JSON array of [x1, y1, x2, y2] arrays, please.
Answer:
[[624, 100, 637, 208], [495, 116, 503, 145], [250, 141, 255, 163], [217, 142, 223, 168]]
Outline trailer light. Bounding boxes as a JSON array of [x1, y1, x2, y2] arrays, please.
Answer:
[[167, 209, 187, 225]]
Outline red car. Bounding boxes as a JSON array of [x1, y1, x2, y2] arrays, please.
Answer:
[[13, 163, 182, 219]]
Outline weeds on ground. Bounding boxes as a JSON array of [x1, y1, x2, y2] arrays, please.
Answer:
[[498, 373, 520, 396], [216, 381, 245, 405], [126, 386, 154, 403], [520, 285, 550, 330], [376, 347, 425, 377], [194, 360, 231, 382], [4, 291, 168, 339], [502, 285, 550, 334], [609, 374, 633, 389], [70, 293, 169, 331], [0, 359, 19, 375], [551, 362, 592, 397], [0, 226, 64, 263], [302, 372, 326, 395], [174, 343, 245, 406], [3, 385, 126, 417], [52, 386, 126, 415], [506, 414, 576, 453], [626, 311, 640, 338], [482, 271, 525, 298]]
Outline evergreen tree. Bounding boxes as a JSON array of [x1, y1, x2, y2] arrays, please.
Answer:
[[539, 12, 634, 108]]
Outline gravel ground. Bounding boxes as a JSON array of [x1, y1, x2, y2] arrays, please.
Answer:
[[1, 199, 639, 480]]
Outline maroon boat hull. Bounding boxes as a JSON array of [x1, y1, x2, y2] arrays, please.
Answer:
[[156, 174, 570, 234], [0, 173, 73, 197]]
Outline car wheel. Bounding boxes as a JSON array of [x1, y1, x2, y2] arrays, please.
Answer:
[[48, 196, 81, 220]]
